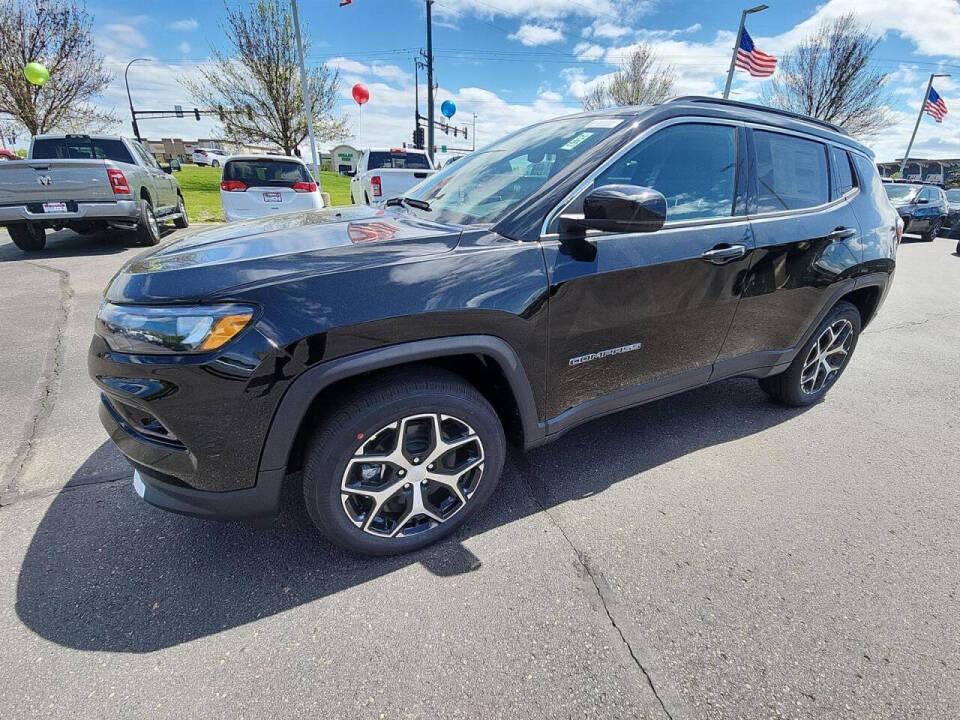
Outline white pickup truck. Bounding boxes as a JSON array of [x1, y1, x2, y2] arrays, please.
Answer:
[[349, 148, 435, 206]]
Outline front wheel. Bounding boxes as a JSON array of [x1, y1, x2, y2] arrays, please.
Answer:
[[173, 193, 189, 229], [759, 301, 861, 406], [7, 223, 46, 252], [212, 160, 220, 168], [302, 369, 506, 556], [922, 218, 942, 242]]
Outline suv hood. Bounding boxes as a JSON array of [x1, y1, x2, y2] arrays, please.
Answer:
[[106, 205, 463, 303]]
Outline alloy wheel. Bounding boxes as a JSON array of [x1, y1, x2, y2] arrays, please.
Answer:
[[800, 318, 853, 394], [340, 413, 485, 538], [146, 206, 159, 237]]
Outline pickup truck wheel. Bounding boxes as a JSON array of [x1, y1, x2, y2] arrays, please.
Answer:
[[759, 301, 861, 406], [136, 198, 161, 246], [7, 223, 46, 252], [173, 193, 189, 229], [302, 369, 505, 556]]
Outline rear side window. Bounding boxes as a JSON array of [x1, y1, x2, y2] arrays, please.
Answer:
[[223, 159, 312, 187], [851, 154, 887, 208], [367, 151, 430, 170], [754, 131, 829, 212], [595, 123, 738, 222], [32, 137, 134, 164], [831, 147, 857, 198]]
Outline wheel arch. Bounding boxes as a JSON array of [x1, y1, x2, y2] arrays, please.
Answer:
[[838, 284, 883, 329], [256, 335, 544, 483]]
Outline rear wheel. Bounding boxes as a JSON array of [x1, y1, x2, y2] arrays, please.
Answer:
[[302, 369, 506, 556], [7, 223, 46, 252], [173, 193, 189, 229], [759, 301, 861, 406], [135, 198, 161, 246], [212, 160, 220, 168], [922, 218, 942, 242]]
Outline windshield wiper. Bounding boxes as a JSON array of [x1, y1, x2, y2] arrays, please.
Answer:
[[385, 196, 432, 211]]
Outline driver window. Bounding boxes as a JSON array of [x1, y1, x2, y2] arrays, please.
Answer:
[[595, 123, 738, 222]]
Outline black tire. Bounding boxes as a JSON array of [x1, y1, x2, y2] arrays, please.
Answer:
[[364, 193, 371, 205], [173, 193, 189, 229], [7, 223, 46, 252], [212, 160, 220, 168], [922, 218, 942, 242], [302, 368, 506, 556], [135, 197, 161, 246], [759, 301, 861, 407]]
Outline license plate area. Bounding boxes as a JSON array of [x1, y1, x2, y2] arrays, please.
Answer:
[[42, 202, 68, 213], [262, 192, 282, 203]]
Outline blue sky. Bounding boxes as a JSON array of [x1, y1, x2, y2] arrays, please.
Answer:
[[84, 0, 960, 162]]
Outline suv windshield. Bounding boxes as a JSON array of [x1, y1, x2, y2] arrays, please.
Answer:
[[222, 159, 312, 187], [32, 137, 134, 164], [884, 184, 920, 204], [945, 189, 960, 203], [406, 115, 627, 225], [367, 151, 431, 170]]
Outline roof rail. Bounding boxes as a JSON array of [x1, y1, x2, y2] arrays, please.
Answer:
[[667, 96, 850, 136]]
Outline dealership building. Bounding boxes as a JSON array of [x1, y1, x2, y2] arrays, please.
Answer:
[[876, 158, 960, 184]]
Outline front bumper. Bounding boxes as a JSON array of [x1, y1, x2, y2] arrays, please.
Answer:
[[132, 467, 285, 520], [0, 199, 139, 225]]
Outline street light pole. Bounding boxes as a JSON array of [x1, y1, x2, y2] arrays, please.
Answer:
[[425, 0, 435, 164], [291, 0, 321, 182], [722, 4, 768, 100], [899, 73, 950, 178], [125, 58, 151, 142]]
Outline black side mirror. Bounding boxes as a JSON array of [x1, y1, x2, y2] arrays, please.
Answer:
[[169, 158, 182, 172], [561, 184, 667, 234]]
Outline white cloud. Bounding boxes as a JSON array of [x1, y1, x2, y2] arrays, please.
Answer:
[[573, 42, 606, 61], [169, 18, 199, 32], [508, 24, 564, 46], [433, 0, 655, 21], [103, 24, 148, 49], [178, 41, 191, 54], [591, 22, 631, 39], [328, 57, 411, 86]]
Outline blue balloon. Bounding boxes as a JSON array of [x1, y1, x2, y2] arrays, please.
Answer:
[[441, 100, 456, 119]]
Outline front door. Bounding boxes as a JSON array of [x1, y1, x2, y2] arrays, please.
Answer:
[[542, 121, 754, 424]]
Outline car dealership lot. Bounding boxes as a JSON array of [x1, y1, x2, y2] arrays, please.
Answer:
[[0, 227, 957, 718]]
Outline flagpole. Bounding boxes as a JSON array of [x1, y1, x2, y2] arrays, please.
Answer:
[[899, 73, 948, 178], [723, 4, 768, 99], [291, 0, 320, 182]]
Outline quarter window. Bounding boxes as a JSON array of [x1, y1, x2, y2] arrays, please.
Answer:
[[831, 147, 856, 198], [595, 123, 738, 222], [754, 130, 829, 212]]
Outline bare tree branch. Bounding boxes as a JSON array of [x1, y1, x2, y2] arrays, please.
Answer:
[[182, 0, 347, 155], [0, 0, 116, 135], [579, 44, 676, 111], [762, 14, 892, 138]]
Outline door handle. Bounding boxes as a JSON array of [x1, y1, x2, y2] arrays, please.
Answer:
[[701, 244, 746, 264], [828, 226, 858, 241]]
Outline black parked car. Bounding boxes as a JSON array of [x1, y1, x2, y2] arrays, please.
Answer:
[[884, 182, 948, 241], [89, 97, 899, 555]]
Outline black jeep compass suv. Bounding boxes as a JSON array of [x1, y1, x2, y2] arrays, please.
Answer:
[[89, 97, 899, 555]]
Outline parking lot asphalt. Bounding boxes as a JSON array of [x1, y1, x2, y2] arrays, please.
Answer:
[[0, 226, 958, 719]]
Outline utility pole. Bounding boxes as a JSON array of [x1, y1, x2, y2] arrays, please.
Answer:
[[723, 4, 768, 100], [425, 0, 435, 164], [291, 0, 321, 182], [125, 58, 151, 142], [900, 73, 950, 178]]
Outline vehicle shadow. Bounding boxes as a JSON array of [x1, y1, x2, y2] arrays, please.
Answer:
[[15, 378, 809, 653], [0, 226, 177, 262]]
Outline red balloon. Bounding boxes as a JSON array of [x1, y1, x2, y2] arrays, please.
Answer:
[[352, 83, 369, 105]]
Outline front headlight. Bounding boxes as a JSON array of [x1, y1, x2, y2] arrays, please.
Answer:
[[96, 303, 255, 354]]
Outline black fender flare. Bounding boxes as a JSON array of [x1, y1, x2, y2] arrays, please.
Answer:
[[256, 335, 544, 480]]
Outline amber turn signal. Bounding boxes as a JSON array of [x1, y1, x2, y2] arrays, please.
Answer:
[[200, 313, 253, 351]]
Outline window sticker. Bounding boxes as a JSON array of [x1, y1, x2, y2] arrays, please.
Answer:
[[561, 131, 595, 151], [586, 118, 622, 128]]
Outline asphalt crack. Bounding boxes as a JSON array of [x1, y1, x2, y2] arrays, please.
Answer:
[[513, 454, 677, 720], [0, 261, 73, 506], [867, 310, 960, 334]]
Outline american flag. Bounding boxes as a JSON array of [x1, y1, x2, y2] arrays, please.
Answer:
[[924, 86, 948, 123], [735, 28, 777, 78], [339, 0, 352, 6]]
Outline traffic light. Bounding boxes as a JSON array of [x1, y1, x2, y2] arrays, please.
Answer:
[[413, 126, 425, 149]]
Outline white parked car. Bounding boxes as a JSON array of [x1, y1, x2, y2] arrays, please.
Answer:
[[193, 147, 230, 167], [349, 148, 434, 206], [219, 155, 324, 222]]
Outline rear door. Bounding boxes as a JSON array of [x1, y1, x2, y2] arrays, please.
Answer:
[[542, 121, 754, 421], [130, 141, 175, 210], [718, 128, 862, 365]]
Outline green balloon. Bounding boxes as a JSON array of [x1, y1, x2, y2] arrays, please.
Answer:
[[24, 62, 50, 86]]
